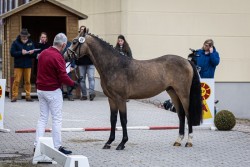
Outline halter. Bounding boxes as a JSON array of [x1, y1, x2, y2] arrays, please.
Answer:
[[67, 34, 86, 60], [66, 35, 86, 94]]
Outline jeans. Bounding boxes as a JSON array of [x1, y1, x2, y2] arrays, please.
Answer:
[[12, 68, 32, 98], [34, 88, 63, 149], [78, 65, 95, 96], [66, 72, 73, 97]]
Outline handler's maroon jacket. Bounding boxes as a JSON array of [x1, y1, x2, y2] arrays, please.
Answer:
[[36, 46, 74, 91]]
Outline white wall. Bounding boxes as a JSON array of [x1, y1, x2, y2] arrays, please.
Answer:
[[58, 0, 250, 82]]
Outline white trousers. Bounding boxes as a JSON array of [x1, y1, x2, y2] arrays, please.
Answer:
[[34, 88, 63, 149]]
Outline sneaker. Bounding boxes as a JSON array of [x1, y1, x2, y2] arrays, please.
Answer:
[[58, 146, 72, 155], [68, 96, 74, 101], [80, 96, 87, 100], [89, 94, 96, 101], [26, 98, 34, 102], [11, 97, 17, 102]]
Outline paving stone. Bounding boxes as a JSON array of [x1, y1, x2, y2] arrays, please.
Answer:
[[0, 94, 249, 167]]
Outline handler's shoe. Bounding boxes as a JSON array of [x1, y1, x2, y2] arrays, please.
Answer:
[[26, 98, 34, 102], [11, 97, 17, 102], [68, 96, 74, 101], [80, 96, 87, 100], [89, 94, 96, 101], [59, 146, 72, 155]]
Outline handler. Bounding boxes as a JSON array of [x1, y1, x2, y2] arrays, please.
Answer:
[[34, 33, 78, 155]]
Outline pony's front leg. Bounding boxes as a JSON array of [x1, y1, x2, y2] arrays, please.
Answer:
[[103, 99, 118, 149], [116, 111, 128, 150], [116, 102, 128, 150]]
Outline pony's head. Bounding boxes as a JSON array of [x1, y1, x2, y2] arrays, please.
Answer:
[[64, 28, 89, 61], [187, 48, 198, 65]]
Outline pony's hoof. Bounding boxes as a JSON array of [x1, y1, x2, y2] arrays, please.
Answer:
[[185, 142, 193, 147], [103, 144, 111, 149], [173, 142, 181, 146], [116, 145, 125, 150]]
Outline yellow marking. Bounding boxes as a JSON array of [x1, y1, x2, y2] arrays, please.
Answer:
[[202, 100, 212, 119]]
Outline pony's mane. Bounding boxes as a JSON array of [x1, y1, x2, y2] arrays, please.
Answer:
[[88, 33, 123, 57]]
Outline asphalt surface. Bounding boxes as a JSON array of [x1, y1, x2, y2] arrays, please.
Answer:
[[0, 92, 250, 167]]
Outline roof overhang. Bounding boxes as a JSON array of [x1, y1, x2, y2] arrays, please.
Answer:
[[0, 0, 88, 20]]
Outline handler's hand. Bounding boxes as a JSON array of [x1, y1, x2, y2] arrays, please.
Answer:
[[70, 67, 74, 72]]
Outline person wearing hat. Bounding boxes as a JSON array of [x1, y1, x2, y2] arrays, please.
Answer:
[[193, 39, 220, 78], [10, 28, 36, 102]]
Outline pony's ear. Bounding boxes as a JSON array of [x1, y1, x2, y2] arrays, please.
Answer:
[[86, 28, 89, 35]]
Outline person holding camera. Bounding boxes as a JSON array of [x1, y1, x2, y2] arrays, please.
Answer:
[[34, 33, 78, 155], [164, 39, 220, 112], [194, 39, 220, 78]]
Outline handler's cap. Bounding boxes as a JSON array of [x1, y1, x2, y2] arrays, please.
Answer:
[[20, 28, 30, 37]]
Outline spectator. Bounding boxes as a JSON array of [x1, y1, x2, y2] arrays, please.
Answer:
[[10, 28, 35, 102], [115, 34, 132, 102], [34, 33, 78, 155], [115, 35, 133, 58], [77, 26, 96, 101], [193, 39, 220, 78], [34, 32, 50, 85]]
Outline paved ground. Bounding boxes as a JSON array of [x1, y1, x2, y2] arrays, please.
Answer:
[[0, 93, 250, 167]]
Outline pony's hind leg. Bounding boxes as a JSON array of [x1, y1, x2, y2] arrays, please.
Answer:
[[103, 98, 118, 149], [185, 119, 193, 147], [167, 90, 185, 146], [174, 105, 185, 146]]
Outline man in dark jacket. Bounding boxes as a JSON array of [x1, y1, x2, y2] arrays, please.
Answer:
[[34, 32, 50, 84], [10, 28, 35, 102]]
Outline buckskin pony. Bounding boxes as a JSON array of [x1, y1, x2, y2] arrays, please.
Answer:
[[66, 30, 202, 150]]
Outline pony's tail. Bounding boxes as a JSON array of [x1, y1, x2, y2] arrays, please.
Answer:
[[188, 61, 203, 126]]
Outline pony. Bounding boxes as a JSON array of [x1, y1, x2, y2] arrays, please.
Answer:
[[66, 30, 202, 150]]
